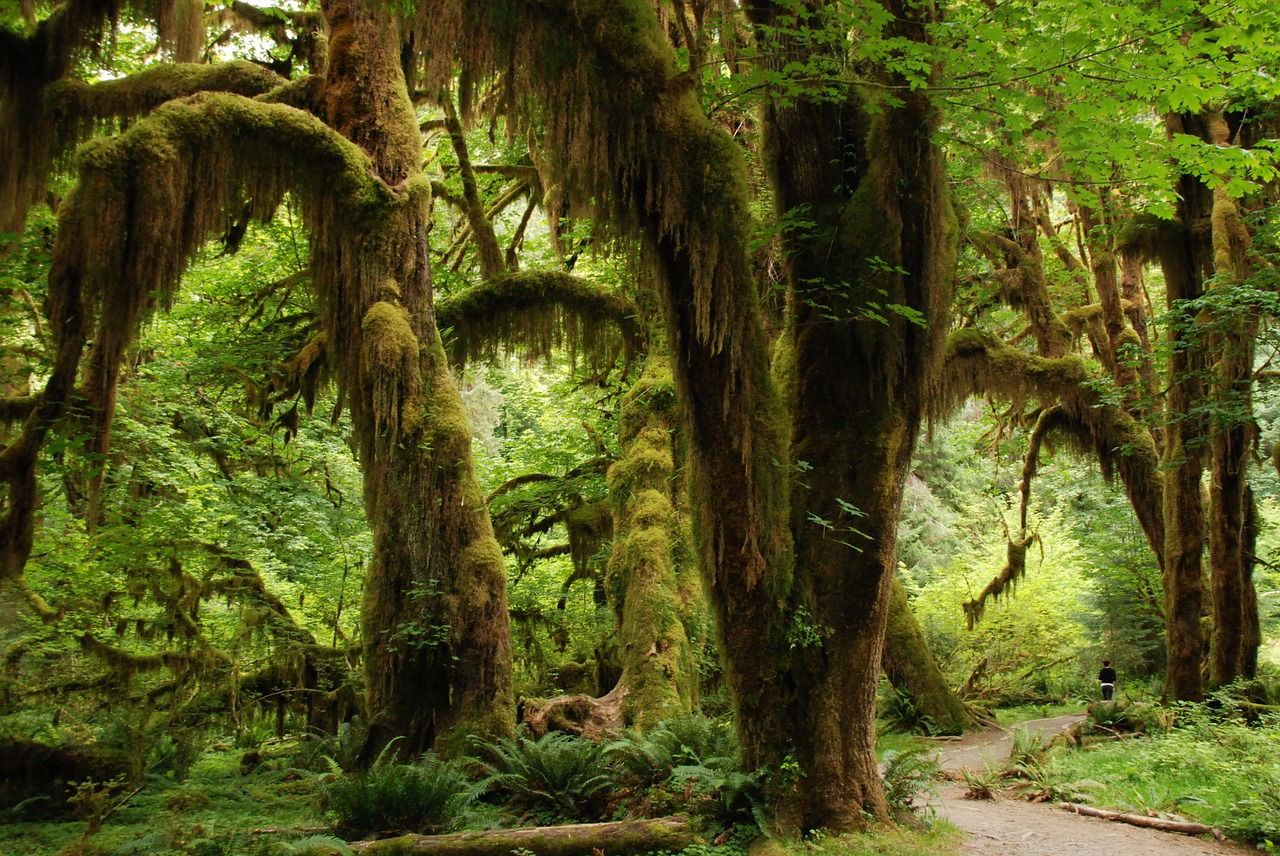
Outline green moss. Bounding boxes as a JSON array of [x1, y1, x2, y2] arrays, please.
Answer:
[[361, 300, 423, 443], [436, 269, 641, 371]]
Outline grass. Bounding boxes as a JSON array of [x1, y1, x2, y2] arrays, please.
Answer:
[[1050, 707, 1280, 846], [993, 702, 1085, 727], [874, 728, 931, 759], [774, 825, 962, 856]]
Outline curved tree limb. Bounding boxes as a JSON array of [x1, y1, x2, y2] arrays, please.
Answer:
[[436, 269, 642, 370], [941, 328, 1165, 569]]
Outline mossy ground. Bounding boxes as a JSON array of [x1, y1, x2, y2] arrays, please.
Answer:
[[1, 739, 328, 855]]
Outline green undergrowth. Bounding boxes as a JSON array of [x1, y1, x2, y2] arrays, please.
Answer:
[[1050, 702, 1280, 846], [0, 737, 329, 855], [766, 825, 961, 856], [660, 821, 961, 856], [992, 702, 1086, 726]]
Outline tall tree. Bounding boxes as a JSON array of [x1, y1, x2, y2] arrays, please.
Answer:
[[1, 0, 514, 760]]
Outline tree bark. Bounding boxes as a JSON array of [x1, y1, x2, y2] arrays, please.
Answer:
[[882, 577, 972, 735], [605, 355, 700, 727], [1206, 111, 1261, 687], [1154, 112, 1216, 702], [747, 0, 956, 828], [313, 0, 514, 760]]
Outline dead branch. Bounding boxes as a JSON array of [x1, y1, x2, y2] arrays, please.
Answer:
[[1059, 803, 1225, 841]]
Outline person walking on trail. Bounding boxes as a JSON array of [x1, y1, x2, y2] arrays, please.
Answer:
[[1098, 660, 1117, 701]]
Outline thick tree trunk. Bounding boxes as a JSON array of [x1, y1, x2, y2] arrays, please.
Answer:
[[749, 0, 956, 828], [440, 0, 948, 832], [1155, 113, 1216, 702], [1210, 422, 1250, 687], [315, 0, 513, 759], [883, 577, 972, 735], [605, 355, 700, 727], [1239, 488, 1260, 680], [1206, 114, 1261, 688]]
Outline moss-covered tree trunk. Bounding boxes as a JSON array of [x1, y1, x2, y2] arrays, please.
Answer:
[[605, 355, 700, 727], [747, 0, 956, 827], [882, 577, 971, 735], [1155, 113, 1215, 701], [310, 0, 513, 760], [1205, 112, 1261, 687], [438, 0, 950, 832], [455, 0, 799, 797]]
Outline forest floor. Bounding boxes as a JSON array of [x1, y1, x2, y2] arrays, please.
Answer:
[[926, 715, 1258, 855]]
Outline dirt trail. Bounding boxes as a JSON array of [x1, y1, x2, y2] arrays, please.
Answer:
[[924, 715, 1256, 855]]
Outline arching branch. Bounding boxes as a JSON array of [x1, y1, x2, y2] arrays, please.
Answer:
[[3, 4, 285, 233], [436, 270, 643, 370], [941, 328, 1165, 569], [2, 91, 401, 586]]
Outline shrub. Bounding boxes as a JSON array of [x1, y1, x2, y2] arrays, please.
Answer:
[[320, 744, 475, 836], [605, 714, 761, 826], [471, 731, 613, 821], [1005, 726, 1048, 773], [605, 713, 737, 786], [1085, 700, 1142, 734], [959, 765, 999, 800], [878, 688, 939, 736]]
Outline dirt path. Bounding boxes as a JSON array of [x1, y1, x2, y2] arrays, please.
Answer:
[[924, 715, 1256, 855]]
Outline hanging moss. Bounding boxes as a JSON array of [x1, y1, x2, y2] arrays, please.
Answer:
[[962, 534, 1039, 629], [436, 270, 642, 372], [0, 395, 37, 429], [940, 328, 1167, 568], [361, 299, 423, 446], [42, 91, 400, 506], [3, 50, 284, 235]]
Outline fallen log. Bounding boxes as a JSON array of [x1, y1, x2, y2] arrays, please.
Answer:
[[349, 815, 695, 855], [1059, 803, 1225, 841]]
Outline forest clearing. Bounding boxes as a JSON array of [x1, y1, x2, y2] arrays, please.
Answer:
[[2, 0, 1280, 853]]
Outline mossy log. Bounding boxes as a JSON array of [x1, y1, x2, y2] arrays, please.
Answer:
[[0, 737, 131, 811], [349, 816, 694, 855]]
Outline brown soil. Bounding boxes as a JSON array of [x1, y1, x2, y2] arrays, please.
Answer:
[[924, 715, 1257, 855]]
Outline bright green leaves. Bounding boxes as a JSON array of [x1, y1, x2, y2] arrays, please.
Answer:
[[1168, 133, 1280, 197], [937, 0, 1280, 215]]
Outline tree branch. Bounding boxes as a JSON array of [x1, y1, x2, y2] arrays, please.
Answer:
[[437, 270, 643, 370]]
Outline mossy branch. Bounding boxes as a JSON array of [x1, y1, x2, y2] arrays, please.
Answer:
[[50, 90, 400, 483], [0, 395, 39, 427], [962, 530, 1039, 629], [941, 328, 1165, 567], [437, 269, 642, 370], [47, 60, 284, 127], [4, 51, 285, 233]]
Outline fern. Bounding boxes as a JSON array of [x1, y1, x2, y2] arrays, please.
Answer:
[[471, 732, 614, 821], [881, 747, 940, 816], [320, 744, 476, 835], [281, 835, 355, 855], [605, 713, 738, 786], [959, 764, 1000, 800]]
